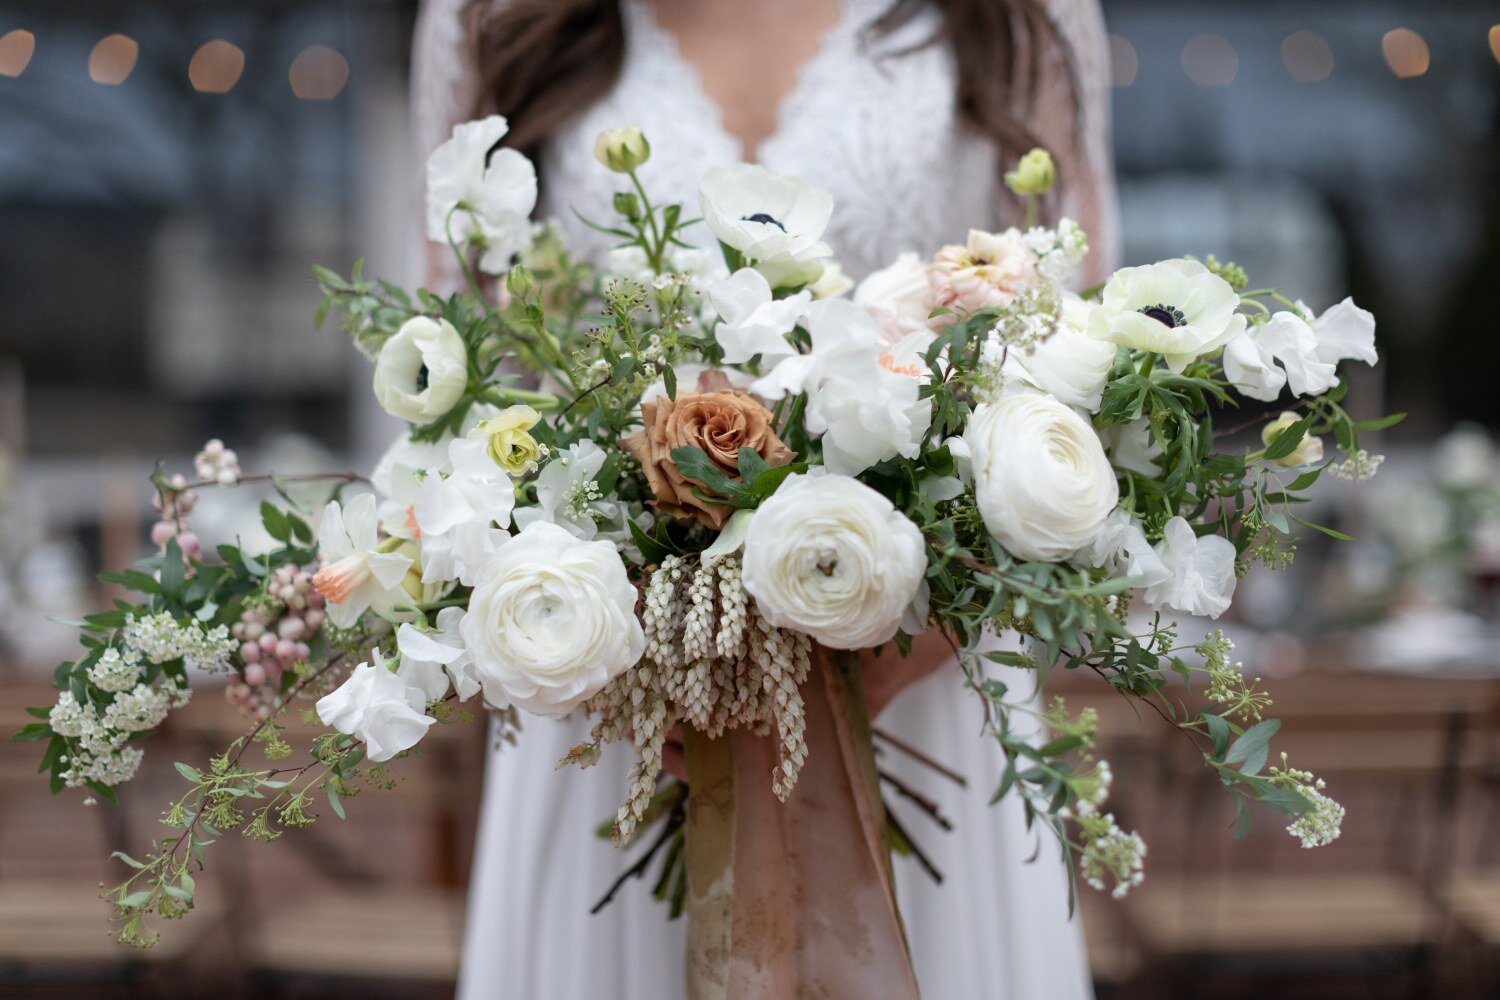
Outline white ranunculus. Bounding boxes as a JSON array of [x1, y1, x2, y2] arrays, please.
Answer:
[[414, 438, 515, 585], [1222, 311, 1337, 402], [753, 298, 931, 475], [316, 653, 435, 762], [425, 115, 538, 273], [1004, 294, 1118, 410], [855, 252, 935, 343], [1139, 517, 1237, 618], [373, 317, 469, 425], [707, 267, 810, 364], [741, 473, 926, 649], [699, 164, 833, 265], [397, 607, 480, 703], [1304, 297, 1378, 367], [966, 393, 1119, 562], [460, 521, 644, 718], [312, 494, 414, 629], [1089, 259, 1246, 372]]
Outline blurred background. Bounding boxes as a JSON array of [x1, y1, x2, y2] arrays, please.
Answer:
[[2, 0, 1499, 997]]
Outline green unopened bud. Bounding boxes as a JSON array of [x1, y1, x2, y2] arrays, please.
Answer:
[[506, 264, 536, 301], [612, 191, 641, 222], [594, 125, 651, 174], [1005, 147, 1057, 197]]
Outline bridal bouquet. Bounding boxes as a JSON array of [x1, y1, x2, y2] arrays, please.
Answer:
[[17, 121, 1392, 952]]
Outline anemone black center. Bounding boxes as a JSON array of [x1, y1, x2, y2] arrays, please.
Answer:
[[1139, 303, 1187, 328], [415, 363, 430, 392], [742, 212, 787, 232]]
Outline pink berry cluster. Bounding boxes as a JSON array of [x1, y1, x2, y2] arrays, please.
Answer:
[[150, 474, 202, 561], [225, 565, 326, 718]]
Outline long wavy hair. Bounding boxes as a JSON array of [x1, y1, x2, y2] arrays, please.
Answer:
[[466, 0, 1077, 183]]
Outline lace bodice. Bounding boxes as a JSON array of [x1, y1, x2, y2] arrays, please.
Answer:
[[413, 0, 1117, 283]]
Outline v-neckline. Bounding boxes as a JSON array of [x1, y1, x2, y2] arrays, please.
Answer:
[[625, 0, 856, 164]]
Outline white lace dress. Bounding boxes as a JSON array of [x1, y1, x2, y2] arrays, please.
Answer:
[[412, 1, 1116, 996]]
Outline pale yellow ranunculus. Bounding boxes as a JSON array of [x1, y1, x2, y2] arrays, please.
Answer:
[[471, 405, 543, 475]]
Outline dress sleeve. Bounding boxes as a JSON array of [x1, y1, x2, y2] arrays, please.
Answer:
[[1035, 0, 1119, 283], [411, 0, 482, 292]]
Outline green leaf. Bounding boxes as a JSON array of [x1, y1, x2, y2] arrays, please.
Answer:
[[736, 447, 770, 487], [663, 364, 678, 401], [1262, 416, 1313, 461], [11, 723, 52, 742], [174, 762, 202, 783], [1353, 412, 1405, 431], [260, 501, 291, 543], [1225, 718, 1281, 775], [668, 445, 740, 497], [110, 852, 147, 869], [1204, 713, 1231, 758], [326, 783, 346, 820], [159, 538, 186, 599], [1289, 514, 1353, 541]]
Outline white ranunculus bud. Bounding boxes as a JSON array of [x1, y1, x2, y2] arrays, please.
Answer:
[[1089, 259, 1246, 372], [1261, 411, 1324, 468], [372, 316, 468, 425], [966, 393, 1119, 562], [460, 521, 644, 717], [1004, 147, 1057, 196], [315, 653, 435, 762], [593, 125, 651, 173], [741, 473, 927, 649]]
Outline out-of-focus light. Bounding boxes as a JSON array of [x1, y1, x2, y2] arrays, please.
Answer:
[[1108, 34, 1139, 88], [88, 33, 138, 85], [1488, 24, 1499, 64], [0, 29, 36, 78], [1182, 33, 1238, 87], [1281, 30, 1334, 82], [189, 39, 244, 94], [289, 44, 349, 100], [1382, 28, 1429, 78]]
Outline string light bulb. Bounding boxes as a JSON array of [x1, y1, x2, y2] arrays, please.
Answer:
[[88, 33, 138, 85], [1382, 28, 1430, 79], [289, 44, 349, 100], [1182, 34, 1238, 87], [0, 29, 35, 78], [189, 39, 245, 94], [1281, 30, 1334, 83], [1108, 34, 1139, 88]]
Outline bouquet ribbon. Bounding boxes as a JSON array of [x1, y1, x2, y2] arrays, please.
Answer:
[[683, 645, 921, 999]]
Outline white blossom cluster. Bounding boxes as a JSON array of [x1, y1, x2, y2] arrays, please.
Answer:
[[193, 438, 241, 485], [87, 647, 142, 693], [1271, 755, 1345, 848], [570, 554, 811, 842], [122, 612, 236, 672], [1329, 448, 1385, 482], [50, 648, 194, 790], [1023, 218, 1089, 286], [1077, 813, 1148, 899]]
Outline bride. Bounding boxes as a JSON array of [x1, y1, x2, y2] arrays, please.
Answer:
[[412, 0, 1115, 995]]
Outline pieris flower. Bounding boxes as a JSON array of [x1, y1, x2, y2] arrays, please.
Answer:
[[372, 316, 469, 425], [460, 521, 644, 717], [396, 607, 479, 703], [699, 164, 833, 265], [965, 393, 1118, 562], [1090, 259, 1246, 372], [425, 115, 538, 273], [741, 473, 926, 649], [752, 299, 931, 475], [1139, 517, 1237, 618], [312, 495, 413, 629], [414, 438, 515, 585], [316, 653, 434, 762], [707, 267, 810, 364]]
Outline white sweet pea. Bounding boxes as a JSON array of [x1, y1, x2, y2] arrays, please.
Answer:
[[1099, 418, 1162, 476], [699, 164, 833, 265], [1304, 297, 1378, 367], [1004, 294, 1118, 410], [425, 115, 538, 273], [1090, 259, 1246, 372], [372, 317, 469, 425], [460, 521, 644, 717], [414, 438, 515, 585], [312, 494, 413, 629], [707, 268, 810, 364], [512, 439, 617, 540], [1083, 508, 1170, 589], [397, 607, 480, 703], [316, 653, 435, 762], [741, 473, 926, 649], [753, 299, 932, 475], [1222, 311, 1337, 402], [965, 394, 1118, 562], [1139, 517, 1237, 619], [807, 260, 853, 299], [854, 252, 935, 342]]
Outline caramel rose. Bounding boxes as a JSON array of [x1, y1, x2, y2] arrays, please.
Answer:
[[622, 372, 794, 529]]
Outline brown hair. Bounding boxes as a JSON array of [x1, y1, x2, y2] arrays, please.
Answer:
[[467, 0, 1075, 181]]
